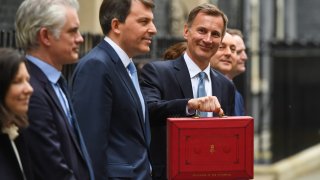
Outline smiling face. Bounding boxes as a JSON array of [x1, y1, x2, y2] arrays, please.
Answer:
[[210, 32, 237, 76], [5, 63, 33, 116], [184, 12, 224, 70], [117, 0, 157, 58], [231, 35, 248, 76]]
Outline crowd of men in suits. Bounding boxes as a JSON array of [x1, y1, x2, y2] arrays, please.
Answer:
[[0, 0, 247, 179]]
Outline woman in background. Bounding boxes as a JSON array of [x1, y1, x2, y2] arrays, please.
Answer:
[[0, 48, 33, 180], [162, 41, 187, 60]]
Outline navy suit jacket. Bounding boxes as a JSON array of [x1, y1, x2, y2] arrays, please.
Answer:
[[71, 40, 152, 180], [0, 133, 31, 180], [234, 89, 245, 116], [20, 61, 91, 180], [139, 57, 235, 179]]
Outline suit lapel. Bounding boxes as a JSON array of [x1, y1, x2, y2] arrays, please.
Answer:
[[173, 57, 194, 98], [210, 69, 222, 102], [101, 41, 148, 142], [47, 85, 84, 154], [26, 61, 67, 118], [115, 60, 147, 132], [26, 60, 84, 158]]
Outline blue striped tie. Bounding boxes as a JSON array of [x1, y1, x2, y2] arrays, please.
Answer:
[[197, 72, 207, 117]]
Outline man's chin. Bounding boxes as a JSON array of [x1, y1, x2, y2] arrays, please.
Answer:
[[139, 47, 151, 54]]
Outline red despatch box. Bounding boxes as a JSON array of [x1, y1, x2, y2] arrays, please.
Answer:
[[167, 116, 254, 180]]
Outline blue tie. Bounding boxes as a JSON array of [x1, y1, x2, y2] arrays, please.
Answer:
[[197, 72, 207, 117], [127, 62, 146, 121], [58, 76, 95, 180], [128, 63, 152, 172]]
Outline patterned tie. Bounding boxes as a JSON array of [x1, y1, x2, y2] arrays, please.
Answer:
[[57, 75, 95, 180], [127, 62, 146, 121], [197, 72, 207, 117]]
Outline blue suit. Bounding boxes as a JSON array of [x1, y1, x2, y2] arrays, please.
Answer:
[[20, 61, 92, 180], [234, 90, 245, 116], [71, 40, 152, 180], [139, 57, 235, 179]]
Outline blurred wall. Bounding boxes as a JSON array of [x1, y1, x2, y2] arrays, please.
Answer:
[[78, 0, 102, 34], [0, 0, 23, 29], [170, 0, 209, 37]]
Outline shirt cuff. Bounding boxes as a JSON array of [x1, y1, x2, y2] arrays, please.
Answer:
[[186, 106, 196, 116]]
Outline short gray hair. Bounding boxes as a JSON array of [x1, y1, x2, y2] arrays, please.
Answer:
[[15, 0, 80, 50]]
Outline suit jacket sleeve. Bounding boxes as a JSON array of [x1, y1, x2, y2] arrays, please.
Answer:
[[71, 57, 111, 179], [140, 62, 191, 126], [234, 90, 245, 116]]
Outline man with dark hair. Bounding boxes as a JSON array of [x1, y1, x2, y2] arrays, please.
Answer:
[[140, 3, 235, 179], [210, 31, 244, 116], [227, 28, 248, 115], [226, 28, 248, 80], [71, 0, 157, 179]]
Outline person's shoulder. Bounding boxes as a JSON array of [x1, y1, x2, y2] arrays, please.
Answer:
[[143, 59, 172, 69], [79, 44, 108, 61], [141, 59, 176, 78], [211, 68, 225, 78], [0, 133, 10, 143], [210, 68, 233, 84], [76, 42, 114, 68], [146, 56, 183, 68], [27, 65, 48, 90]]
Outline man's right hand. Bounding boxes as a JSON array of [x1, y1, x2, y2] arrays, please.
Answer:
[[187, 96, 224, 116]]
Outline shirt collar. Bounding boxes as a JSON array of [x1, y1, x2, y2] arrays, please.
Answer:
[[104, 36, 132, 67], [26, 54, 61, 84], [183, 53, 211, 79]]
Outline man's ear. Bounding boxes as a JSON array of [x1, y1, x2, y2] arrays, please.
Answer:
[[111, 18, 121, 35], [183, 24, 189, 40], [39, 27, 51, 46]]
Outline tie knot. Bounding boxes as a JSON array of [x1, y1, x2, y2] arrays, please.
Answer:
[[58, 75, 66, 83], [58, 75, 68, 89], [127, 62, 137, 75], [198, 72, 206, 80]]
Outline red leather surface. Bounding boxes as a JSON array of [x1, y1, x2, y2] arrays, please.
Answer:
[[167, 116, 254, 180]]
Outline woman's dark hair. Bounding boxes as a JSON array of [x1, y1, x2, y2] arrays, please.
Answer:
[[0, 48, 28, 129], [162, 42, 187, 60]]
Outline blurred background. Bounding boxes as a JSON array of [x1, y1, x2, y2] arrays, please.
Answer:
[[1, 0, 320, 179]]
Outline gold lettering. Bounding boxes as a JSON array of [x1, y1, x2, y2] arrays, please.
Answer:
[[192, 173, 232, 177], [210, 144, 215, 153]]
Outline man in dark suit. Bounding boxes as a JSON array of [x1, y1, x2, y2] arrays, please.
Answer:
[[71, 0, 157, 179], [226, 28, 248, 116], [210, 32, 243, 116], [140, 3, 235, 179], [15, 0, 94, 179]]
